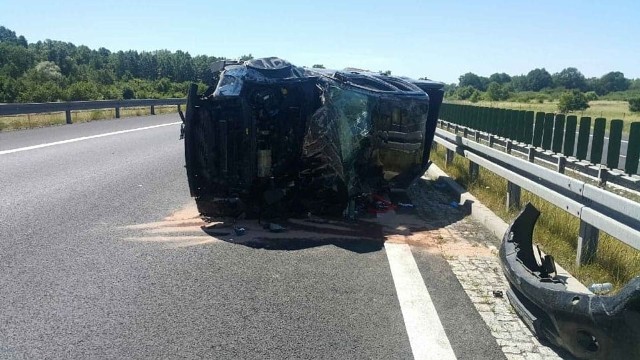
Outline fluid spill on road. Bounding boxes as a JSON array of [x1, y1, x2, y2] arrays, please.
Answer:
[[120, 200, 495, 255], [122, 203, 220, 248]]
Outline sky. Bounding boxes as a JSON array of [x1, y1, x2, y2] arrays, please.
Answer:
[[1, 0, 639, 84]]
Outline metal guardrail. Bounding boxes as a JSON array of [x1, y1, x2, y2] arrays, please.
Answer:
[[433, 120, 640, 267], [0, 98, 186, 124]]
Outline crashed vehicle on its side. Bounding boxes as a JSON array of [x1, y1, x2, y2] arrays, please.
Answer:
[[182, 57, 444, 218], [501, 204, 640, 359]]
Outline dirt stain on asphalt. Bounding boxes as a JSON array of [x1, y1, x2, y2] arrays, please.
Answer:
[[122, 203, 220, 248], [121, 201, 496, 256]]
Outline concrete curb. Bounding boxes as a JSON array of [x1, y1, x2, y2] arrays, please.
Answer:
[[424, 164, 508, 242]]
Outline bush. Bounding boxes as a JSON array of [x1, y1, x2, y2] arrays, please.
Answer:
[[455, 86, 476, 100], [486, 82, 509, 101], [122, 87, 135, 99], [66, 81, 101, 101], [558, 90, 589, 113], [469, 90, 481, 103], [585, 91, 599, 101], [629, 98, 640, 112]]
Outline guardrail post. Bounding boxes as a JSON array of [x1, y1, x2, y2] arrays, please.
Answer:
[[150, 105, 155, 115], [65, 110, 72, 124], [506, 140, 513, 154], [557, 155, 566, 174], [474, 130, 480, 143], [446, 149, 455, 167], [576, 220, 599, 265], [115, 107, 120, 119], [527, 147, 536, 162], [506, 181, 521, 210], [488, 135, 495, 148], [598, 167, 609, 187], [469, 161, 479, 181]]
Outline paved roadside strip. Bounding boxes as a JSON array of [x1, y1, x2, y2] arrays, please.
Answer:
[[421, 164, 570, 360]]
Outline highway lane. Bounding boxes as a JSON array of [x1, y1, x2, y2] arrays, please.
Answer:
[[0, 114, 505, 359]]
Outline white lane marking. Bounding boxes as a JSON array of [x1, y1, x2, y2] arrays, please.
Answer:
[[385, 242, 457, 360], [0, 122, 181, 155]]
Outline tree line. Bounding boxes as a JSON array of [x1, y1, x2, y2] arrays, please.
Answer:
[[446, 67, 640, 113], [449, 67, 640, 102], [0, 26, 251, 103]]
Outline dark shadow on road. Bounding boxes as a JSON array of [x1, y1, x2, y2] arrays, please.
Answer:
[[199, 177, 469, 254]]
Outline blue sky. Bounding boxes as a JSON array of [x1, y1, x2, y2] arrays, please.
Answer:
[[1, 0, 639, 83]]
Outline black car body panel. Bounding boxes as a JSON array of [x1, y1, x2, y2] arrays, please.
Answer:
[[183, 57, 444, 218], [500, 203, 640, 359]]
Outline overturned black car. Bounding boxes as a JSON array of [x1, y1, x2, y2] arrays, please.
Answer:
[[181, 57, 444, 218]]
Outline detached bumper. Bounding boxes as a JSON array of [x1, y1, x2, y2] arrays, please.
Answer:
[[499, 203, 640, 360]]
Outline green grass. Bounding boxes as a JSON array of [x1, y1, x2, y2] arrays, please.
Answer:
[[449, 99, 639, 133], [431, 144, 640, 291], [0, 105, 181, 132]]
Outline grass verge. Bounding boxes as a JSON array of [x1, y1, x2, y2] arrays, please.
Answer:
[[431, 144, 640, 291], [0, 105, 181, 132]]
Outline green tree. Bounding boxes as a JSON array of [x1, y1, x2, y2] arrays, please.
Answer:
[[122, 87, 135, 99], [0, 42, 36, 77], [552, 67, 586, 90], [469, 90, 481, 103], [488, 72, 511, 84], [525, 68, 553, 91], [557, 90, 589, 113], [0, 26, 18, 43], [0, 75, 20, 102], [486, 82, 510, 101], [509, 75, 527, 92], [66, 81, 101, 101], [596, 71, 630, 95], [458, 72, 488, 91], [584, 91, 598, 101], [455, 86, 476, 100]]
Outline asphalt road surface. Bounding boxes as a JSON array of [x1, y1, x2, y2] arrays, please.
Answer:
[[0, 115, 505, 359]]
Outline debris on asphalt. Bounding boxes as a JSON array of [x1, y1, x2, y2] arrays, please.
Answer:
[[233, 226, 246, 236]]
